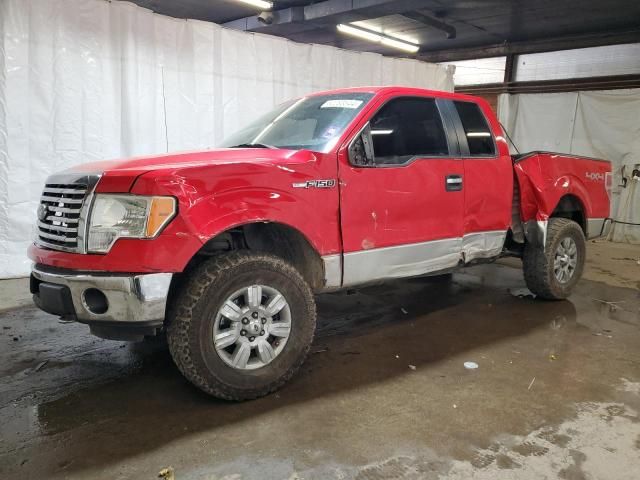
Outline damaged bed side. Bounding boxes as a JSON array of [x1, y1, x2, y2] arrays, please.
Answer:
[[511, 151, 613, 249]]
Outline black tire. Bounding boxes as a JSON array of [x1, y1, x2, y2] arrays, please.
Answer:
[[523, 218, 586, 300], [166, 251, 316, 401]]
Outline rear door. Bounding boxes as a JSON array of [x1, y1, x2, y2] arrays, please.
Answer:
[[338, 94, 465, 286], [448, 99, 513, 261]]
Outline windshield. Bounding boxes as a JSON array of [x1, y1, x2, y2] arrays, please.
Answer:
[[219, 92, 374, 153]]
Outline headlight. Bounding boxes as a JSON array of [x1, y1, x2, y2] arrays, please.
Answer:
[[88, 195, 176, 253]]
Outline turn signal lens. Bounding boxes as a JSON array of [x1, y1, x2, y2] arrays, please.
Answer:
[[146, 197, 177, 237]]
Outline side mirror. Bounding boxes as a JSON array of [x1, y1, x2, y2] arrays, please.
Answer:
[[348, 123, 375, 167]]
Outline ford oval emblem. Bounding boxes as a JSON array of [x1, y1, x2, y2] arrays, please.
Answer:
[[37, 204, 48, 221]]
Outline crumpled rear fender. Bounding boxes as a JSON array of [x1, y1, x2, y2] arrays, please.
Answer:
[[514, 153, 596, 247]]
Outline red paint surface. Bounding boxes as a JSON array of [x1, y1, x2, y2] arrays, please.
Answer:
[[514, 152, 612, 222], [337, 91, 465, 253], [29, 87, 612, 274], [462, 98, 513, 234]]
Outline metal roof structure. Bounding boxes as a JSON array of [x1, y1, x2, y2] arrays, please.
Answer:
[[124, 0, 640, 61]]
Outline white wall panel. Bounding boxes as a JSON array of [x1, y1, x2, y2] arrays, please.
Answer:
[[516, 43, 640, 82], [439, 57, 506, 86], [0, 0, 453, 278], [499, 90, 640, 243], [499, 92, 578, 153]]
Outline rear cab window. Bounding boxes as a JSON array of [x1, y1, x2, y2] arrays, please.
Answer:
[[453, 101, 496, 156]]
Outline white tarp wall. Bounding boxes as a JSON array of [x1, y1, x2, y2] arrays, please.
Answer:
[[0, 0, 453, 278], [499, 90, 640, 244]]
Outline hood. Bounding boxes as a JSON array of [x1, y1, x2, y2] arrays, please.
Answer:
[[67, 147, 315, 173], [63, 148, 317, 192]]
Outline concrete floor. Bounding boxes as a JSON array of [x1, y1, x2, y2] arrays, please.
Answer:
[[0, 242, 639, 479]]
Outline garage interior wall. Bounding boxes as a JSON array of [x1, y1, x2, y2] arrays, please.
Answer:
[[0, 0, 453, 279], [498, 89, 640, 244]]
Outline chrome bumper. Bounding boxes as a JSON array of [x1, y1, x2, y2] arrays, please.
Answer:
[[31, 265, 172, 324]]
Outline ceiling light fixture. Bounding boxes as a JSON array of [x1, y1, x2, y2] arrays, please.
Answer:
[[371, 129, 394, 135], [236, 0, 273, 10], [466, 132, 491, 137], [337, 24, 383, 43], [337, 24, 420, 54]]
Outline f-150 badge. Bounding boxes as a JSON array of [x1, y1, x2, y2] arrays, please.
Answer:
[[292, 179, 336, 189]]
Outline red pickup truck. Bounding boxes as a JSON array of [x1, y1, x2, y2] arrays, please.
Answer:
[[29, 87, 612, 400]]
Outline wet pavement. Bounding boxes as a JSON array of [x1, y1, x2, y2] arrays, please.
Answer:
[[1, 263, 639, 479]]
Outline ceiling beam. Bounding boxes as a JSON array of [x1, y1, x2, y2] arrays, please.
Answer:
[[223, 0, 427, 31], [503, 54, 517, 84], [456, 74, 640, 95], [224, 2, 640, 64], [401, 11, 456, 39], [418, 29, 640, 62]]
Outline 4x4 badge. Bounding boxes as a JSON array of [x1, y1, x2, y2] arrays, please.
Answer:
[[292, 179, 336, 189]]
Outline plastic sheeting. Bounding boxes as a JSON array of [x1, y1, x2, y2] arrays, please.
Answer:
[[499, 89, 640, 244], [0, 0, 453, 278]]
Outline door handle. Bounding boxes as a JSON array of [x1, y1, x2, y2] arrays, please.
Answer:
[[445, 175, 463, 192]]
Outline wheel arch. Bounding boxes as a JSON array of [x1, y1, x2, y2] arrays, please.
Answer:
[[551, 194, 587, 234], [182, 221, 327, 292]]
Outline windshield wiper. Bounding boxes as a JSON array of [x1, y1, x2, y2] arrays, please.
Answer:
[[228, 143, 277, 149]]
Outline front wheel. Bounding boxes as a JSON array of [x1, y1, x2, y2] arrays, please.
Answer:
[[523, 218, 586, 300], [167, 252, 316, 400]]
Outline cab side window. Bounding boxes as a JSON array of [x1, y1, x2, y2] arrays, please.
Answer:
[[454, 101, 495, 156], [369, 97, 449, 165]]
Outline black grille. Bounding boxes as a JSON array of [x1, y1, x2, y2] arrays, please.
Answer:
[[37, 183, 88, 251]]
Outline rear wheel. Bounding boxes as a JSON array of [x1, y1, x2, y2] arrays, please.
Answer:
[[167, 251, 316, 400], [523, 218, 586, 300]]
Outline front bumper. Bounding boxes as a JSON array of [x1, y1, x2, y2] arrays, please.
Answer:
[[31, 265, 172, 327]]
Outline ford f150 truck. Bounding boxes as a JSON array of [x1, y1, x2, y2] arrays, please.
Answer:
[[29, 86, 612, 400]]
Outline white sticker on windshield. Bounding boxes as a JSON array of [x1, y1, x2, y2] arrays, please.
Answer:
[[320, 99, 363, 109]]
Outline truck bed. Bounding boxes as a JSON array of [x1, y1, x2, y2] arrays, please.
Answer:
[[512, 150, 612, 229]]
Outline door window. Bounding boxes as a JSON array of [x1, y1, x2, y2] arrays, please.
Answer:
[[368, 97, 449, 165], [453, 101, 495, 156]]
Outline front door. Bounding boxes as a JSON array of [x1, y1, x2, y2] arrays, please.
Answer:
[[338, 94, 465, 286]]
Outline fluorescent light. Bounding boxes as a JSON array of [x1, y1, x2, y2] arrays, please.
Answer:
[[337, 23, 420, 53], [380, 37, 419, 53], [466, 132, 491, 137], [337, 24, 382, 43], [371, 129, 394, 135], [235, 0, 273, 9]]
